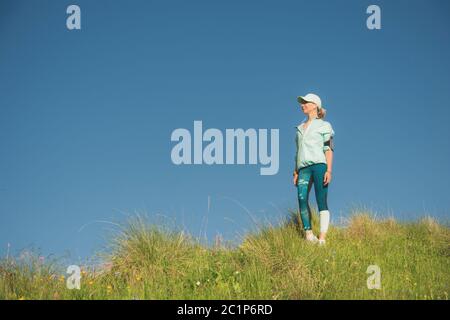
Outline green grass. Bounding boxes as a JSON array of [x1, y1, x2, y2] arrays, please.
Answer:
[[1, 210, 449, 300]]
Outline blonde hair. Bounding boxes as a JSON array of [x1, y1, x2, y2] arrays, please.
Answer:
[[317, 107, 327, 119]]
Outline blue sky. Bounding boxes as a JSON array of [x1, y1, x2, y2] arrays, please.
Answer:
[[1, 0, 449, 261]]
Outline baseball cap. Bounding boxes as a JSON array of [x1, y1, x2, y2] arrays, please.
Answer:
[[297, 93, 323, 109]]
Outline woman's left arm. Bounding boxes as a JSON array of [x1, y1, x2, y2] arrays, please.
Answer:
[[322, 123, 334, 185], [325, 149, 333, 173]]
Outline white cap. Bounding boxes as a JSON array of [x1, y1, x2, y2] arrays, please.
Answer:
[[297, 93, 323, 109]]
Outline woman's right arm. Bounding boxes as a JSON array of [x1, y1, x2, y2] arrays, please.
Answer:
[[293, 134, 299, 185]]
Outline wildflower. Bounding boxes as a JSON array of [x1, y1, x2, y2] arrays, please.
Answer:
[[88, 280, 94, 286], [135, 276, 142, 282], [59, 275, 65, 282], [196, 281, 201, 286], [234, 271, 240, 275], [18, 297, 25, 300], [107, 285, 113, 292]]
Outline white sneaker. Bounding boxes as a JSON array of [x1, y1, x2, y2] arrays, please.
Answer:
[[318, 239, 326, 246], [305, 231, 319, 243]]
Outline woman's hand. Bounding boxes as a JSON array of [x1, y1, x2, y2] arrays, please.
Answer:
[[323, 171, 332, 185], [293, 172, 298, 186]]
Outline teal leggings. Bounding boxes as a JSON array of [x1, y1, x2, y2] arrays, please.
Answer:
[[297, 163, 329, 230]]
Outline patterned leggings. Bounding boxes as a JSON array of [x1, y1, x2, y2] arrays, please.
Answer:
[[296, 163, 329, 230]]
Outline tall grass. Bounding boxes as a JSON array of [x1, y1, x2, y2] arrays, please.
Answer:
[[1, 210, 449, 300]]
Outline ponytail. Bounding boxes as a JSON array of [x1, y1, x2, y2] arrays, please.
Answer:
[[317, 107, 327, 119]]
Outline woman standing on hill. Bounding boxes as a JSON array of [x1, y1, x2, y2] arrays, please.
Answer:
[[293, 93, 335, 246]]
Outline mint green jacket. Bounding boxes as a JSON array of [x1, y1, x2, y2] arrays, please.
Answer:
[[294, 117, 335, 172]]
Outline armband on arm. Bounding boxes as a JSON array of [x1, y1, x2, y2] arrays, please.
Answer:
[[324, 137, 334, 152]]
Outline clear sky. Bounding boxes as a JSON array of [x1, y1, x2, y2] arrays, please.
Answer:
[[1, 0, 449, 261]]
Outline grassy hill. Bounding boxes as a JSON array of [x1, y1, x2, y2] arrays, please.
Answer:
[[1, 210, 449, 300]]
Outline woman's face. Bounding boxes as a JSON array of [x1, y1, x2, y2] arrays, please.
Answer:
[[300, 101, 317, 115]]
